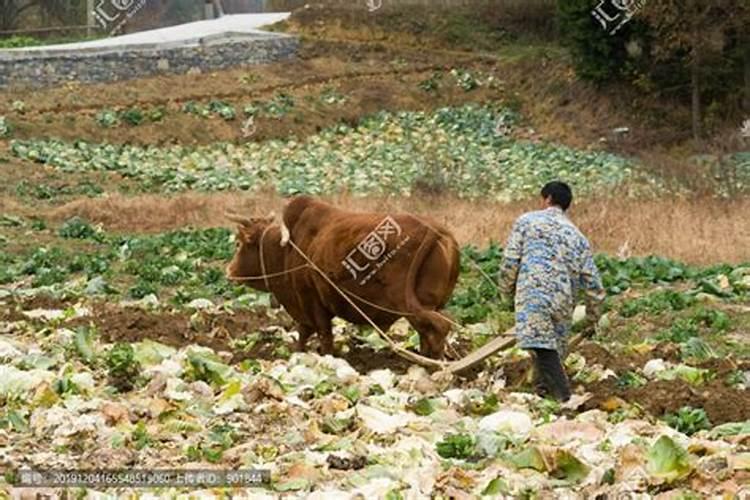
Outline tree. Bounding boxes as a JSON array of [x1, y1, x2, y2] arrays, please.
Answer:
[[557, 0, 649, 84], [39, 0, 87, 26], [640, 0, 750, 143]]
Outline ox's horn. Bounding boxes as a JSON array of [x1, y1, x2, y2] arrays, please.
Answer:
[[225, 212, 252, 227], [268, 210, 290, 247], [280, 222, 291, 247]]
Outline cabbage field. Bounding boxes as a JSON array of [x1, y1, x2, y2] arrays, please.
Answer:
[[0, 26, 749, 500], [7, 105, 658, 201], [0, 217, 749, 498]]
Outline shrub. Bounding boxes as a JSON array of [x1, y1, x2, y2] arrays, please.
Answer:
[[106, 342, 141, 392], [0, 116, 11, 137], [557, 0, 634, 83], [59, 217, 99, 240], [120, 108, 145, 126], [664, 406, 711, 435]]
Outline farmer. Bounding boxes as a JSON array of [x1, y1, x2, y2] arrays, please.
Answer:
[[499, 181, 606, 402]]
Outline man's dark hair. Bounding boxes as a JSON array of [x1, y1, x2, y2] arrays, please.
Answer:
[[541, 181, 573, 211]]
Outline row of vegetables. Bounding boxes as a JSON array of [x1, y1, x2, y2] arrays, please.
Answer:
[[2, 219, 748, 313], [7, 105, 658, 201], [0, 285, 747, 497]]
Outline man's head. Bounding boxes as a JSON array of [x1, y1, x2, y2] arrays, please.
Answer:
[[541, 181, 572, 211]]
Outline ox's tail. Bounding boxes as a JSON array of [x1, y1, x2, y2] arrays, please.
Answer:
[[404, 221, 440, 313], [404, 221, 459, 358]]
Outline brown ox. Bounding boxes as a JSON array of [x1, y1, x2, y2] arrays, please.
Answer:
[[225, 196, 460, 358]]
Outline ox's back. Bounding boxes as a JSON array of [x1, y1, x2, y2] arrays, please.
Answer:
[[272, 196, 460, 357], [281, 196, 457, 308]]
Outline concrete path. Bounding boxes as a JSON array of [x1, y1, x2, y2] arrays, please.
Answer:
[[2, 13, 291, 53]]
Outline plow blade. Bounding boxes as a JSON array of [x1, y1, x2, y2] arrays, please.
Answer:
[[391, 328, 587, 375], [444, 328, 517, 374], [388, 328, 517, 373]]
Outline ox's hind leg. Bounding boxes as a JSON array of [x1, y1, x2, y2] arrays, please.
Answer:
[[316, 321, 334, 355], [296, 324, 315, 352], [408, 310, 452, 359], [311, 308, 334, 355], [295, 321, 334, 354]]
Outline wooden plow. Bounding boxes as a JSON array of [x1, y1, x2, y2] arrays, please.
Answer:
[[391, 327, 587, 375]]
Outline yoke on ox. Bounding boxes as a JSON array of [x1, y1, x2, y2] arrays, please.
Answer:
[[225, 196, 461, 358]]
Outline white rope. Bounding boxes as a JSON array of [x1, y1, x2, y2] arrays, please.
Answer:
[[285, 238, 518, 372], [286, 238, 452, 370], [419, 219, 502, 297], [228, 219, 514, 371], [303, 266, 511, 363], [228, 224, 309, 283], [226, 264, 309, 282], [259, 224, 274, 292], [318, 221, 503, 332]]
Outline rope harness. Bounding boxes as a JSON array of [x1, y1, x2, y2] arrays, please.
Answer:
[[259, 224, 274, 293], [286, 238, 454, 370], [226, 265, 310, 282], [227, 225, 309, 283]]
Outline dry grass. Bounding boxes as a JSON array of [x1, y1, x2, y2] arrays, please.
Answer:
[[39, 192, 750, 266]]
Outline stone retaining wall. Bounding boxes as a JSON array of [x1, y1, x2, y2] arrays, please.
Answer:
[[0, 33, 298, 89]]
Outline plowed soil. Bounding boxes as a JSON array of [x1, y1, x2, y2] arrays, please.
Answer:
[[5, 294, 747, 424], [580, 343, 750, 425]]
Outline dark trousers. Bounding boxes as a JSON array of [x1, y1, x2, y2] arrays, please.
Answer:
[[531, 348, 571, 402]]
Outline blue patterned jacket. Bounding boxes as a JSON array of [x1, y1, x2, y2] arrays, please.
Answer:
[[499, 206, 605, 353]]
